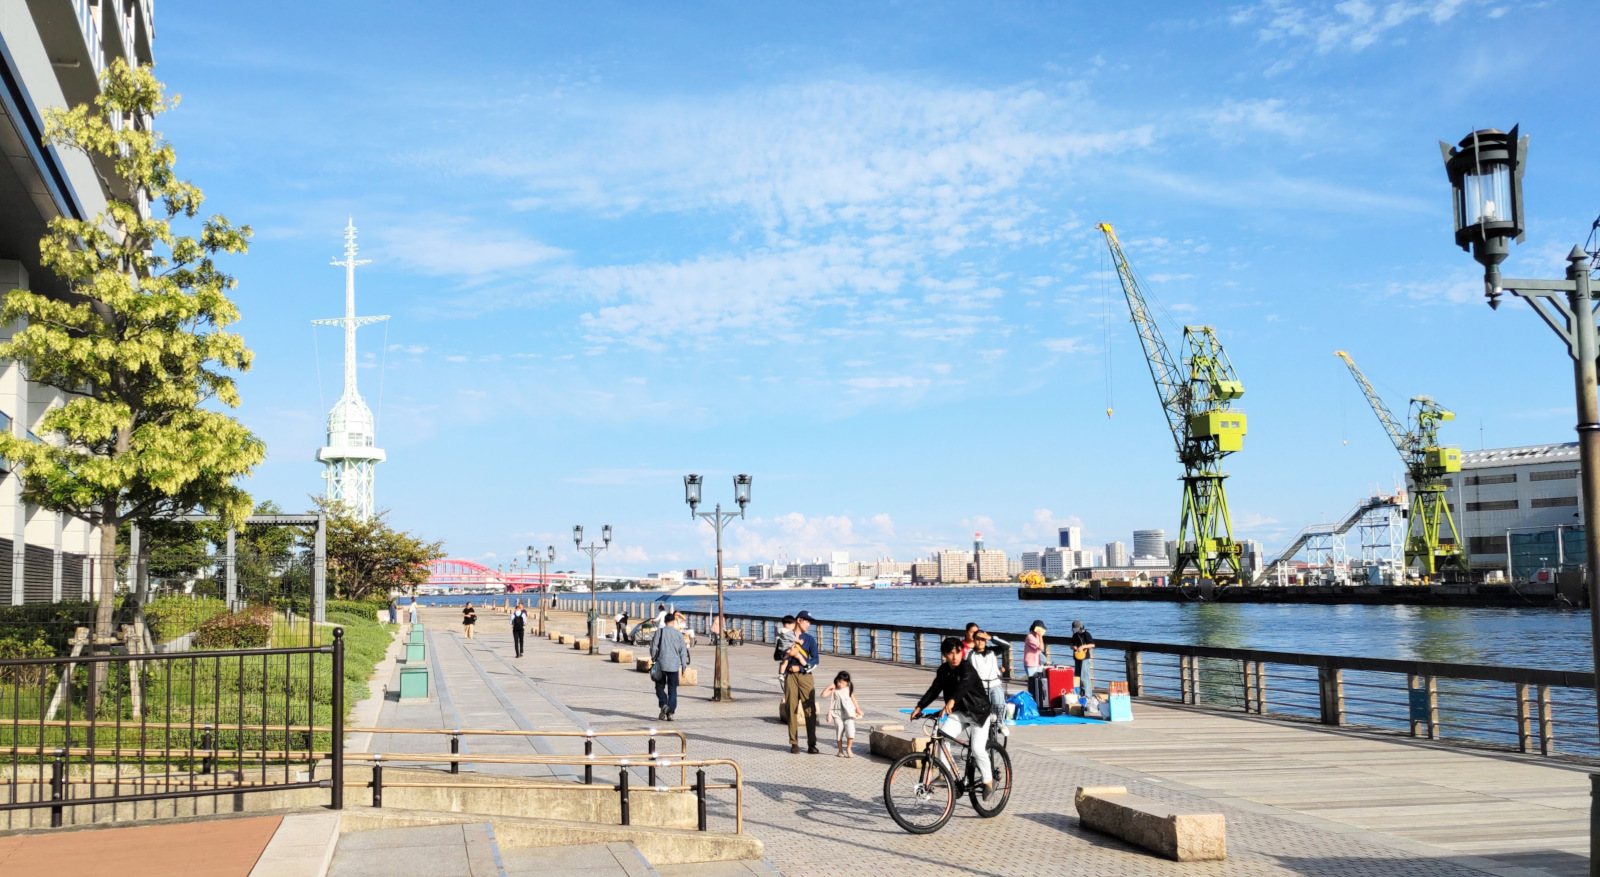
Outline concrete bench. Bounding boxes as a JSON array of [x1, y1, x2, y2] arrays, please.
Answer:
[[549, 631, 562, 641], [1073, 786, 1225, 861], [635, 657, 653, 673], [610, 649, 633, 663], [573, 638, 591, 650], [869, 724, 928, 760]]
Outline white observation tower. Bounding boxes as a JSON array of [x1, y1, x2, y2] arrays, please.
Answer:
[[314, 219, 389, 520]]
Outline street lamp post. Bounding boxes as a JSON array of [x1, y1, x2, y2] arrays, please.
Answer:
[[684, 473, 751, 702], [528, 544, 555, 637], [1441, 126, 1600, 867], [573, 525, 611, 655]]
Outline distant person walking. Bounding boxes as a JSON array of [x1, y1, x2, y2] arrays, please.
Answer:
[[511, 601, 528, 657], [409, 596, 419, 625], [462, 602, 477, 640], [616, 610, 630, 644], [782, 610, 820, 754], [651, 611, 692, 721], [387, 598, 398, 625], [819, 671, 863, 757]]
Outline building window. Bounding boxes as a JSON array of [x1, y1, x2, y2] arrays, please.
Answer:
[[1466, 500, 1519, 512], [1464, 473, 1516, 486], [1530, 469, 1580, 482], [1441, 478, 1454, 489], [1469, 535, 1508, 554], [1531, 496, 1579, 508]]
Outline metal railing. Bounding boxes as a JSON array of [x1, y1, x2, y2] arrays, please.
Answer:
[[343, 751, 744, 833], [0, 629, 344, 826], [350, 726, 689, 784], [563, 599, 1600, 761]]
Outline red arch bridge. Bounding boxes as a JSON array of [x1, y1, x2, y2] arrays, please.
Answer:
[[422, 558, 570, 593]]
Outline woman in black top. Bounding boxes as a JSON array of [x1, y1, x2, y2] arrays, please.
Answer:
[[1070, 620, 1094, 692], [463, 602, 477, 639]]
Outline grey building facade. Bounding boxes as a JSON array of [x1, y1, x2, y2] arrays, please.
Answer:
[[1443, 442, 1585, 578]]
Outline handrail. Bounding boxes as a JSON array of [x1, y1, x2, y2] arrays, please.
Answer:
[[346, 751, 743, 833]]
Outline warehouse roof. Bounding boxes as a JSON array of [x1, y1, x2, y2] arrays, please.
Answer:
[[1460, 442, 1579, 469]]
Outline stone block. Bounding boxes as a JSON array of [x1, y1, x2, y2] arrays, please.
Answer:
[[398, 667, 429, 700], [869, 727, 929, 760], [679, 667, 698, 686], [408, 628, 425, 644], [549, 631, 562, 640], [557, 634, 571, 644], [573, 638, 590, 650], [1073, 786, 1225, 861], [635, 657, 653, 673], [610, 649, 634, 663], [405, 642, 425, 663]]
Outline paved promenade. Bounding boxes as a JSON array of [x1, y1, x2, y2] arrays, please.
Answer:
[[377, 606, 1590, 877]]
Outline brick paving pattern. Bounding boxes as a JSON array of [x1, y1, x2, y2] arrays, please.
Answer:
[[405, 606, 1578, 877]]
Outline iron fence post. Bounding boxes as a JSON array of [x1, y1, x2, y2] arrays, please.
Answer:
[[332, 628, 345, 810], [585, 738, 594, 784], [371, 756, 383, 808], [450, 734, 460, 775], [695, 768, 708, 831], [49, 748, 64, 828], [618, 767, 630, 826], [648, 738, 658, 787]]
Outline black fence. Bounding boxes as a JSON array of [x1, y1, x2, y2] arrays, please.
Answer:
[[572, 597, 1600, 761], [0, 628, 344, 827]]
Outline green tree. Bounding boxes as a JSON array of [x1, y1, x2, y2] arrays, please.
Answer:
[[0, 61, 262, 676], [315, 498, 443, 602]]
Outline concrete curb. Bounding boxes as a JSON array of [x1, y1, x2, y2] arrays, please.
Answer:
[[247, 812, 341, 877], [345, 622, 405, 754]]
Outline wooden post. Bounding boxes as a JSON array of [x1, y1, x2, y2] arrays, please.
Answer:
[[1241, 660, 1253, 713], [870, 629, 878, 660], [1425, 675, 1439, 740], [914, 632, 924, 666], [1254, 662, 1266, 714], [1187, 656, 1201, 704], [1516, 682, 1532, 753], [45, 627, 90, 721], [1318, 667, 1344, 726], [1538, 684, 1553, 756], [1124, 651, 1142, 697], [1407, 674, 1421, 737], [1179, 656, 1191, 703]]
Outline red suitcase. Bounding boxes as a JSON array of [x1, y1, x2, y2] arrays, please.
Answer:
[[1046, 666, 1075, 705]]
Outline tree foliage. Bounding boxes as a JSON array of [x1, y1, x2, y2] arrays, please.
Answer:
[[0, 61, 263, 646], [315, 498, 443, 602]]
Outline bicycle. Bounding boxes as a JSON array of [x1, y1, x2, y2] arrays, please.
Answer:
[[883, 709, 1013, 834]]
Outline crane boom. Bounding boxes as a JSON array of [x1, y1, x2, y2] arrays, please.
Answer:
[[1335, 351, 1409, 456], [1099, 223, 1186, 450]]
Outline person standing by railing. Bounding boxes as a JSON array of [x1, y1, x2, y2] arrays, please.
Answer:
[[1070, 620, 1095, 694], [1023, 620, 1047, 679]]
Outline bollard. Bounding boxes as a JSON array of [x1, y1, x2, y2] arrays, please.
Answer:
[[49, 748, 64, 828], [618, 768, 631, 826], [450, 734, 460, 775], [584, 738, 594, 785], [648, 737, 658, 787], [201, 726, 214, 775], [371, 757, 384, 808], [696, 767, 708, 831]]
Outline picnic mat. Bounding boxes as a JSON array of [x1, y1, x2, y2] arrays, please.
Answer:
[[898, 708, 1104, 726]]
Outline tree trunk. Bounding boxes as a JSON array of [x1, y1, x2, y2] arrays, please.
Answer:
[[89, 517, 118, 713]]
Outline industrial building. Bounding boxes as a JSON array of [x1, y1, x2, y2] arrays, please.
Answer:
[[0, 0, 154, 604], [1445, 442, 1585, 579]]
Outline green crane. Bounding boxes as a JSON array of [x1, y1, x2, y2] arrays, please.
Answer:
[[1334, 350, 1467, 577], [1098, 223, 1247, 584]]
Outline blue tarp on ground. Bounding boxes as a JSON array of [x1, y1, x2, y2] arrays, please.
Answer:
[[898, 708, 1104, 726]]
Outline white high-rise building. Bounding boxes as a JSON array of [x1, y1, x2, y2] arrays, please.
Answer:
[[1133, 529, 1166, 561], [314, 221, 389, 520], [1058, 526, 1082, 550], [1105, 541, 1128, 567]]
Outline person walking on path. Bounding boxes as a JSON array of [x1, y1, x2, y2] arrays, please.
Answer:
[[387, 598, 398, 625], [650, 611, 692, 721], [1070, 620, 1095, 694], [408, 596, 419, 625], [1023, 621, 1047, 678], [462, 602, 477, 640], [819, 671, 863, 757], [616, 610, 630, 644], [782, 610, 820, 754], [511, 601, 528, 657]]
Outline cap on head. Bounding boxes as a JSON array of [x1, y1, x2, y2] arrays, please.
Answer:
[[1072, 620, 1085, 633], [797, 610, 814, 622], [1031, 619, 1046, 633]]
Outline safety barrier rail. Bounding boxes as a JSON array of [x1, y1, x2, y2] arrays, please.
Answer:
[[559, 599, 1600, 760], [350, 726, 689, 783], [343, 751, 743, 833]]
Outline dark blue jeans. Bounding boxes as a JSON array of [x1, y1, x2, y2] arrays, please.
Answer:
[[655, 670, 679, 713]]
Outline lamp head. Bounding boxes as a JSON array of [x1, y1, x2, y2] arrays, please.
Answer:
[[547, 545, 555, 561], [602, 524, 612, 546], [1440, 126, 1527, 308], [734, 473, 752, 515], [684, 474, 703, 514], [573, 525, 583, 547]]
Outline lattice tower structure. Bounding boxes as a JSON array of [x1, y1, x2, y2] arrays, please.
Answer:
[[314, 220, 389, 520]]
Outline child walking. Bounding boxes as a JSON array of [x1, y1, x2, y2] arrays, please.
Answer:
[[819, 671, 863, 757]]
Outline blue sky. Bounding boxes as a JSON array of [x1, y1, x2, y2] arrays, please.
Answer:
[[151, 0, 1597, 574]]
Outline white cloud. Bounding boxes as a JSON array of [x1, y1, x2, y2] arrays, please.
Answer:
[[1042, 337, 1093, 354], [1205, 99, 1307, 139], [725, 512, 898, 564], [377, 218, 565, 282], [1238, 0, 1472, 53], [846, 376, 928, 390]]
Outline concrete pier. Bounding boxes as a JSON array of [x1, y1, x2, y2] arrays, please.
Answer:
[[366, 605, 1589, 876]]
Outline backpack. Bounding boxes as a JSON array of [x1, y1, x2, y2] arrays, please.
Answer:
[[773, 641, 786, 662]]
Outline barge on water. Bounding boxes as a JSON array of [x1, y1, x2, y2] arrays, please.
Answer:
[[1018, 580, 1581, 608]]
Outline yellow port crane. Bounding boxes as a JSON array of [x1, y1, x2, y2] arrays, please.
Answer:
[[1334, 350, 1467, 577], [1098, 223, 1247, 584]]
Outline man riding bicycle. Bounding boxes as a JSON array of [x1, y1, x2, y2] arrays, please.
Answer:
[[913, 636, 994, 791]]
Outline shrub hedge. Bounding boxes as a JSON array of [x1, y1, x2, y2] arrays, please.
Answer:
[[144, 596, 227, 643], [195, 604, 272, 649]]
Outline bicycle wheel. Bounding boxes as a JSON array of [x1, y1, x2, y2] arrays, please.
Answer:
[[884, 752, 956, 834], [968, 745, 1012, 818]]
